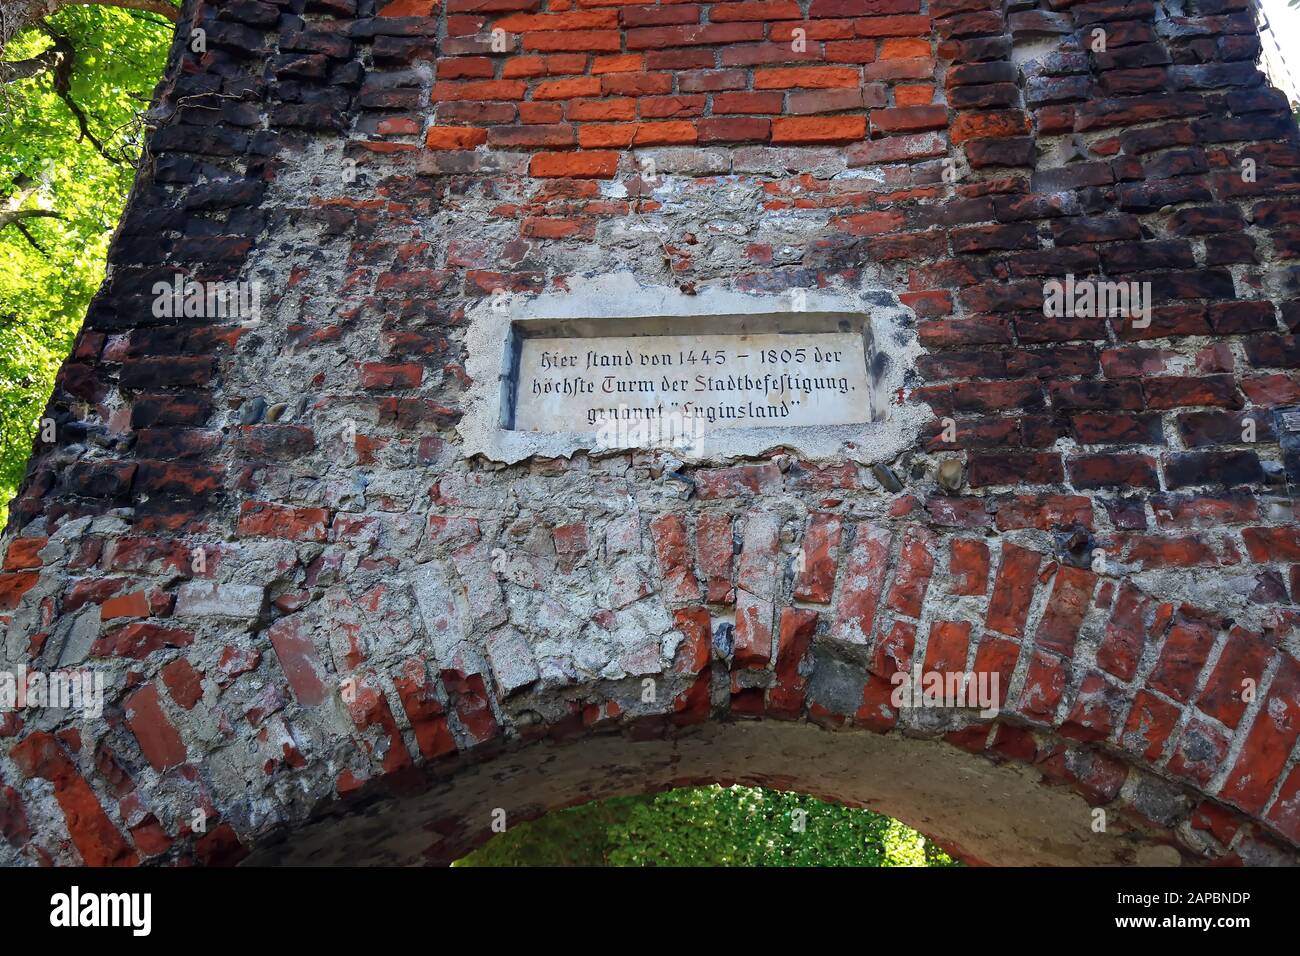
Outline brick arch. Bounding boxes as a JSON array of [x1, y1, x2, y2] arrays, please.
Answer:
[[183, 516, 1299, 867], [3, 0, 1300, 867]]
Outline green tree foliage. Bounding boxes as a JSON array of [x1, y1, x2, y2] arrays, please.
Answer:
[[0, 5, 172, 512], [455, 785, 959, 867]]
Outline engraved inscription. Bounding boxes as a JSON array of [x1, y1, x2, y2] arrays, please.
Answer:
[[513, 331, 870, 435]]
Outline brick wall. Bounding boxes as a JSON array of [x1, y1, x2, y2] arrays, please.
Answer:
[[2, 0, 1300, 866]]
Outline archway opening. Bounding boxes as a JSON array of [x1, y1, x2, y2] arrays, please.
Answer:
[[452, 783, 961, 867], [240, 720, 1189, 868]]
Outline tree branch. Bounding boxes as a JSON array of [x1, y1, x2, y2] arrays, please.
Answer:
[[14, 220, 48, 253], [0, 208, 62, 230], [1, 0, 179, 61], [0, 172, 63, 232], [37, 21, 123, 165], [0, 45, 63, 83]]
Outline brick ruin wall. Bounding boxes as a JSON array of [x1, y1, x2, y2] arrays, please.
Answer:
[[2, 0, 1300, 866]]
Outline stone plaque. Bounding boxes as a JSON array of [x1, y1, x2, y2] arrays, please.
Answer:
[[457, 276, 924, 465], [511, 332, 871, 437]]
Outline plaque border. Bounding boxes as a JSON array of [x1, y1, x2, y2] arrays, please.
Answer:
[[457, 273, 928, 466]]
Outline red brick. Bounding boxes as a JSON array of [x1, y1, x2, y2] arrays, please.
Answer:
[[671, 607, 712, 674], [566, 97, 636, 121], [771, 115, 867, 143], [650, 513, 702, 603], [895, 83, 934, 105], [239, 501, 329, 542], [125, 683, 188, 772], [694, 462, 782, 498], [698, 117, 771, 142], [924, 620, 971, 673], [602, 72, 674, 95], [870, 619, 915, 679], [161, 658, 203, 710], [754, 66, 862, 89], [710, 1, 802, 20], [9, 733, 137, 866], [592, 53, 643, 73], [823, 39, 878, 62], [523, 29, 623, 51], [640, 94, 706, 118], [1191, 799, 1242, 847], [92, 622, 194, 660], [795, 513, 842, 603], [440, 669, 499, 745], [696, 513, 735, 603], [437, 58, 496, 80], [0, 572, 38, 611], [879, 37, 930, 57], [552, 522, 589, 554], [1168, 718, 1230, 786], [713, 91, 785, 114], [488, 127, 577, 149], [268, 616, 329, 707], [855, 14, 932, 35], [855, 673, 900, 732], [870, 105, 948, 133], [862, 56, 934, 81], [1061, 671, 1121, 743], [886, 525, 935, 617], [770, 19, 854, 39], [985, 543, 1041, 638], [379, 0, 437, 14], [519, 102, 563, 123], [530, 150, 620, 178], [393, 658, 457, 759], [343, 671, 412, 775], [1266, 763, 1300, 845], [1147, 609, 1219, 704], [972, 634, 1018, 711], [495, 10, 618, 29], [949, 539, 989, 595], [1016, 649, 1066, 722], [100, 590, 151, 621], [625, 22, 764, 48], [1096, 582, 1172, 682], [950, 109, 1030, 144], [1221, 657, 1300, 814], [734, 514, 778, 667], [830, 523, 892, 645], [1242, 527, 1300, 563], [833, 209, 906, 235], [994, 494, 1093, 532], [635, 121, 698, 145], [360, 361, 423, 389], [3, 537, 46, 571], [769, 607, 818, 718], [1198, 627, 1271, 729], [533, 77, 602, 100], [1033, 565, 1097, 656]]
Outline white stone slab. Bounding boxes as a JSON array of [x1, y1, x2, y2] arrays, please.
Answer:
[[457, 274, 928, 465], [513, 331, 871, 438]]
